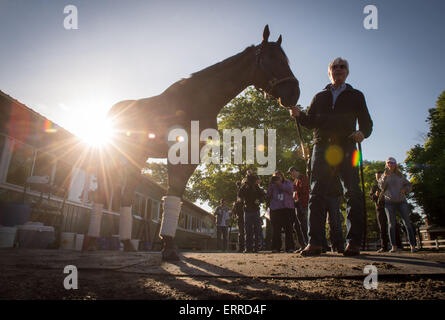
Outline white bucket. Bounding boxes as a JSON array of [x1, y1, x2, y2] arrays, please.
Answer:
[[0, 226, 17, 248], [88, 204, 103, 237], [119, 206, 132, 241], [74, 234, 84, 251], [60, 232, 76, 250], [160, 196, 182, 237], [130, 239, 139, 251]]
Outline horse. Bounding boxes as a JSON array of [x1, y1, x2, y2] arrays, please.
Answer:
[[86, 25, 300, 260]]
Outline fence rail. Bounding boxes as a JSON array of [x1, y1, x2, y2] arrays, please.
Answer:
[[366, 239, 445, 250]]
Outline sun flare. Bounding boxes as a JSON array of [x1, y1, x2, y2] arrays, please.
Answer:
[[77, 117, 113, 147]]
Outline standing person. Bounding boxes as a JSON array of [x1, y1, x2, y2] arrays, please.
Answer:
[[290, 57, 373, 256], [267, 171, 295, 253], [370, 170, 389, 252], [215, 199, 230, 252], [238, 173, 266, 253], [288, 167, 309, 251], [379, 157, 417, 253], [231, 182, 245, 253]]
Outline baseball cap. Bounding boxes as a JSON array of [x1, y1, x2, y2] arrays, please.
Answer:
[[386, 157, 397, 164], [287, 166, 298, 173]]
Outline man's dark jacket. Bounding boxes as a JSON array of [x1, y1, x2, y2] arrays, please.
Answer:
[[298, 83, 373, 144], [237, 184, 265, 212]]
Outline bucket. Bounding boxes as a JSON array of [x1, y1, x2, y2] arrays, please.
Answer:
[[108, 235, 120, 251], [130, 239, 139, 251], [74, 234, 84, 251], [0, 203, 31, 227], [0, 226, 17, 248], [17, 224, 54, 249], [60, 232, 76, 250], [87, 204, 103, 238]]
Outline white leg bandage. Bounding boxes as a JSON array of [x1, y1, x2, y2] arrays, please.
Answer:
[[88, 203, 103, 237], [119, 206, 133, 241], [160, 196, 182, 238]]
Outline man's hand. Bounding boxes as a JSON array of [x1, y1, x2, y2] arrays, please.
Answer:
[[349, 130, 365, 143], [289, 106, 301, 118]]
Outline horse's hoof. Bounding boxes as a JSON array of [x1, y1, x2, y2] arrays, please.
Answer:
[[162, 249, 180, 261], [123, 239, 137, 252]]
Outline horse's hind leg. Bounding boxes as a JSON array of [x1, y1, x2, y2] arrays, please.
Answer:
[[160, 163, 198, 261]]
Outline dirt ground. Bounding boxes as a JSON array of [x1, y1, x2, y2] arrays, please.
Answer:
[[0, 249, 444, 300], [1, 265, 444, 300]]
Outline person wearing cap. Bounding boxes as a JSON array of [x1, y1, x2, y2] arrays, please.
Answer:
[[289, 57, 373, 256], [288, 166, 309, 250], [379, 157, 417, 253]]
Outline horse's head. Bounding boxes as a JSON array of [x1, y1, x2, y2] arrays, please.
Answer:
[[252, 25, 300, 108]]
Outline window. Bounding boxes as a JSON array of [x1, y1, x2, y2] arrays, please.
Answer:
[[146, 199, 152, 220], [178, 212, 185, 229], [151, 200, 160, 221], [68, 167, 87, 203], [132, 193, 146, 217], [29, 151, 55, 192], [53, 160, 72, 198], [6, 140, 34, 187]]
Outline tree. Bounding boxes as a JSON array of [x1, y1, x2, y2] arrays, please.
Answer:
[[406, 91, 445, 227], [186, 87, 313, 210], [142, 162, 168, 189]]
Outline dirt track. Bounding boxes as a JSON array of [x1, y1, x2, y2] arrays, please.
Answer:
[[0, 249, 444, 300]]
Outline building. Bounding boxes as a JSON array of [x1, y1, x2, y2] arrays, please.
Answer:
[[0, 90, 216, 250]]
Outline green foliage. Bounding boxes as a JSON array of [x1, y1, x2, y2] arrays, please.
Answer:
[[142, 162, 168, 189], [186, 87, 312, 210], [406, 91, 445, 227]]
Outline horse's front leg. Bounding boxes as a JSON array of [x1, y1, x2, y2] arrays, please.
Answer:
[[160, 163, 198, 261], [118, 165, 141, 252]]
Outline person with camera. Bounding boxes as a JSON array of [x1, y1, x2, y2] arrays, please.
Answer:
[[267, 171, 295, 253], [231, 182, 246, 253], [378, 157, 417, 253], [237, 173, 266, 253]]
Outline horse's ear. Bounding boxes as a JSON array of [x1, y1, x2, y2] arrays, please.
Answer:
[[262, 25, 270, 43], [277, 35, 282, 46]]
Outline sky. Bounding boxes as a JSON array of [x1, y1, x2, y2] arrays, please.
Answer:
[[0, 0, 444, 187]]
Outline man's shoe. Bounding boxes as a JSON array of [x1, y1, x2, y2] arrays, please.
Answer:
[[343, 243, 360, 256], [300, 245, 322, 257], [377, 247, 386, 253]]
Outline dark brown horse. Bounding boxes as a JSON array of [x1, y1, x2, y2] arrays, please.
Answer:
[[87, 25, 300, 260]]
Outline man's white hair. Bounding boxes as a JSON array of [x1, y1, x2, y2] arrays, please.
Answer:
[[328, 57, 349, 72]]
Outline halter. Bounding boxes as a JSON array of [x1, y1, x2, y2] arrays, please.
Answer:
[[254, 45, 299, 93]]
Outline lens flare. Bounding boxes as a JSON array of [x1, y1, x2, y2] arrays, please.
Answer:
[[352, 149, 361, 167], [44, 119, 57, 133], [325, 145, 343, 166]]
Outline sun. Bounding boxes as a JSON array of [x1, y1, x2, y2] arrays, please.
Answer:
[[77, 117, 113, 147]]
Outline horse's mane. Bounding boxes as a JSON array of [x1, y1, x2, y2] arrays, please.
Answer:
[[189, 45, 256, 79], [163, 45, 256, 94], [162, 43, 289, 95]]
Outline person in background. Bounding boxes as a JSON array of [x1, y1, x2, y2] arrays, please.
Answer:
[[288, 167, 309, 252], [379, 157, 417, 253], [267, 171, 295, 253], [231, 182, 245, 253], [370, 170, 389, 252], [238, 172, 266, 253], [214, 199, 231, 252]]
